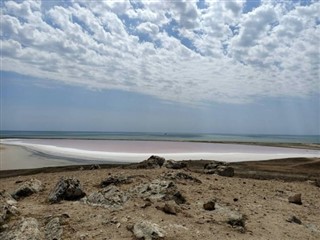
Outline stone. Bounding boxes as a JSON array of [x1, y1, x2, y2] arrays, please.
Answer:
[[164, 160, 187, 169], [227, 214, 247, 233], [83, 185, 128, 209], [216, 166, 234, 177], [203, 200, 216, 211], [286, 215, 302, 224], [0, 191, 19, 227], [137, 155, 166, 169], [11, 179, 43, 200], [48, 177, 86, 203], [0, 217, 42, 239], [156, 201, 178, 215], [132, 180, 186, 204], [133, 221, 165, 240], [45, 217, 63, 240], [162, 172, 202, 184], [90, 164, 101, 170], [100, 176, 132, 188], [288, 193, 302, 205]]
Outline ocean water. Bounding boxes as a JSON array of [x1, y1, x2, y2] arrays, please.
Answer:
[[1, 131, 319, 143]]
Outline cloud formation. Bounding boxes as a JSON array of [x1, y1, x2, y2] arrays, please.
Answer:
[[1, 0, 319, 105]]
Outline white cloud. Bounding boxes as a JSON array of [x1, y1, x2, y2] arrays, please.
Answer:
[[1, 0, 319, 106]]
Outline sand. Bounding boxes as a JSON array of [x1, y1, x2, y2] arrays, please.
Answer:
[[0, 158, 320, 240]]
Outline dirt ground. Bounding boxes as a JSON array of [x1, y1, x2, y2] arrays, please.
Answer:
[[0, 158, 320, 239]]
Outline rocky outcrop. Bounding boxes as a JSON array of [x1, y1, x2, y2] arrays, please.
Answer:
[[204, 161, 234, 177], [288, 193, 302, 205], [132, 221, 165, 240], [137, 155, 166, 169], [45, 217, 63, 240], [100, 176, 132, 188], [0, 217, 42, 239], [132, 180, 186, 204], [11, 179, 43, 200], [0, 191, 19, 227], [164, 160, 187, 169], [162, 172, 202, 183], [83, 185, 128, 209], [48, 177, 86, 203]]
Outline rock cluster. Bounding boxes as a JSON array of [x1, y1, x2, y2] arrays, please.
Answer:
[[162, 172, 202, 183], [48, 177, 86, 203], [164, 160, 187, 169], [100, 176, 132, 188], [83, 185, 128, 209], [204, 161, 234, 177], [137, 155, 166, 169]]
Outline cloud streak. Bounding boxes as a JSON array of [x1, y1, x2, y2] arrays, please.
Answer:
[[1, 0, 319, 105]]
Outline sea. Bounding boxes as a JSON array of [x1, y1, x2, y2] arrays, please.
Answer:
[[1, 131, 319, 143]]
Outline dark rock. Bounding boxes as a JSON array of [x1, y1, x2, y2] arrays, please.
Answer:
[[133, 221, 165, 240], [216, 166, 234, 177], [100, 176, 132, 188], [203, 200, 216, 211], [288, 193, 302, 205], [45, 217, 63, 240], [233, 198, 238, 202], [11, 179, 43, 200], [83, 185, 128, 209], [163, 172, 202, 184], [286, 215, 302, 224], [137, 155, 166, 169], [0, 191, 19, 226], [164, 160, 187, 169], [132, 180, 186, 204], [0, 217, 42, 239], [227, 214, 247, 233], [48, 177, 86, 203], [90, 164, 101, 170]]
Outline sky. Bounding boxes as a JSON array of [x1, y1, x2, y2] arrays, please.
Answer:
[[0, 0, 319, 135]]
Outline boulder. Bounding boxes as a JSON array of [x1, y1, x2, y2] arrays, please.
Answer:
[[45, 217, 63, 240], [0, 191, 19, 226], [216, 166, 234, 177], [83, 185, 128, 209], [0, 217, 42, 239], [48, 177, 86, 203], [100, 176, 132, 188], [288, 193, 302, 205], [132, 180, 186, 204], [137, 155, 165, 169], [315, 179, 320, 188], [203, 200, 216, 211], [133, 221, 165, 240], [11, 179, 43, 200], [164, 160, 187, 169]]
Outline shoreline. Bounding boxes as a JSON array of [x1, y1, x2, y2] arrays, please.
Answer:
[[1, 137, 320, 150]]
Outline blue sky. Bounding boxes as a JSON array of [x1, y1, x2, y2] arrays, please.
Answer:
[[1, 0, 319, 134]]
